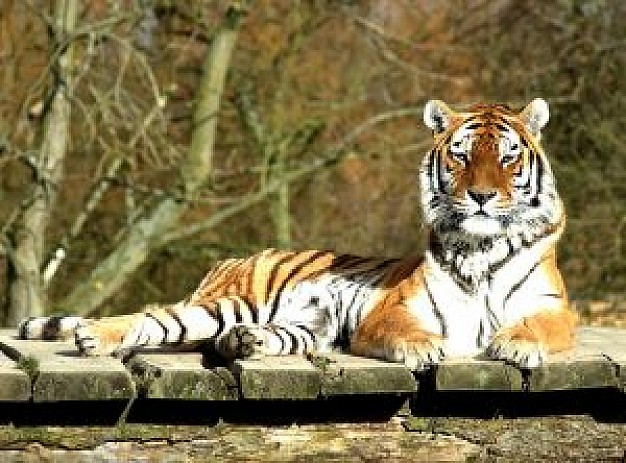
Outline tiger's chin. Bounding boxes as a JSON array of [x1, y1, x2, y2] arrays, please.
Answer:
[[460, 215, 504, 236]]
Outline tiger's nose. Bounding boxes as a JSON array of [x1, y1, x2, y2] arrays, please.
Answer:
[[467, 189, 497, 206]]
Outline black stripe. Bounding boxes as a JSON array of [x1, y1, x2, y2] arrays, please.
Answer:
[[476, 320, 484, 348], [236, 298, 256, 324], [265, 252, 298, 305], [276, 326, 301, 354], [428, 149, 437, 191], [352, 287, 371, 327], [206, 259, 236, 284], [133, 320, 149, 346], [245, 252, 264, 296], [295, 324, 317, 349], [423, 274, 447, 338], [19, 317, 36, 339], [329, 254, 362, 270], [332, 254, 376, 273], [534, 150, 543, 196], [464, 122, 484, 130], [232, 298, 244, 324], [506, 238, 515, 254], [529, 150, 542, 206], [250, 304, 259, 324], [338, 257, 389, 284], [202, 303, 226, 336], [166, 307, 187, 343], [345, 282, 363, 319], [503, 258, 545, 306], [436, 150, 447, 191], [266, 325, 286, 353], [269, 251, 329, 322], [485, 295, 500, 332], [521, 151, 534, 189], [350, 260, 395, 326], [145, 312, 168, 342]]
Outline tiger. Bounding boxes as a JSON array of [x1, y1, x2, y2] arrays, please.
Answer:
[[18, 98, 577, 369]]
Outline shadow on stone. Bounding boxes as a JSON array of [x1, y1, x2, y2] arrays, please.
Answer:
[[220, 395, 409, 425], [410, 388, 626, 423], [0, 402, 131, 426], [0, 395, 409, 427], [128, 395, 408, 425]]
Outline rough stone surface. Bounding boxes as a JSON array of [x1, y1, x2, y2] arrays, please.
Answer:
[[0, 415, 624, 462], [0, 352, 30, 402], [127, 353, 238, 400], [435, 359, 523, 391], [0, 331, 134, 402], [578, 326, 626, 391], [434, 327, 625, 391], [316, 353, 417, 396], [0, 421, 480, 462], [232, 356, 321, 400], [405, 415, 626, 462]]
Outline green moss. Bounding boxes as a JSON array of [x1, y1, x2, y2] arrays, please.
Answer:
[[16, 355, 39, 382], [306, 352, 335, 373], [402, 416, 434, 432], [0, 424, 224, 450]]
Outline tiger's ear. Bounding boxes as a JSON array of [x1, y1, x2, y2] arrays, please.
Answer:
[[519, 98, 549, 135], [423, 100, 454, 134]]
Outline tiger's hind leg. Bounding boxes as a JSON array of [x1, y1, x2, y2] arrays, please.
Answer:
[[18, 316, 86, 341], [215, 322, 319, 360], [73, 299, 321, 358], [75, 313, 150, 357], [26, 297, 324, 358]]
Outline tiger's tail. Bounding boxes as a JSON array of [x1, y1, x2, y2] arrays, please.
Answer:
[[18, 315, 86, 341]]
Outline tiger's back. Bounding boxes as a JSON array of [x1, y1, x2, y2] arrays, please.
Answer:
[[19, 98, 577, 369]]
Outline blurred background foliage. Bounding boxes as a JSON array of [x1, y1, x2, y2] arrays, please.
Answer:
[[0, 0, 624, 320]]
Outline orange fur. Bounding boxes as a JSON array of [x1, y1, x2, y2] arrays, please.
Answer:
[[351, 304, 441, 356], [82, 314, 143, 345], [492, 309, 578, 354]]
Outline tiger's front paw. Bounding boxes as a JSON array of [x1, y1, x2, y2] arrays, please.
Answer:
[[388, 336, 447, 371], [75, 326, 120, 357], [486, 335, 546, 368], [216, 325, 269, 360]]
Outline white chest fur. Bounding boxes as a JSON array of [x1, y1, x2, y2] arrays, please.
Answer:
[[407, 235, 558, 357]]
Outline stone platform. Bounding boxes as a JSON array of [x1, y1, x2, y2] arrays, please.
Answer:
[[0, 327, 623, 422]]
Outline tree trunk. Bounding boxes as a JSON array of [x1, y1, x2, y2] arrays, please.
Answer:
[[61, 4, 245, 315], [4, 0, 77, 326], [271, 153, 292, 249]]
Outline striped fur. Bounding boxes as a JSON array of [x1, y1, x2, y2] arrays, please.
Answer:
[[19, 99, 577, 369]]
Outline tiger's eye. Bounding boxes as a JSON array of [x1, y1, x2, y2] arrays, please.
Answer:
[[501, 154, 517, 164], [451, 151, 468, 163]]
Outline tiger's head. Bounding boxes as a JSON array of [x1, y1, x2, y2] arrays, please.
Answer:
[[420, 99, 565, 288]]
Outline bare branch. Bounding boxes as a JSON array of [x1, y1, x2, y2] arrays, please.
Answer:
[[161, 107, 423, 244], [60, 2, 248, 315]]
